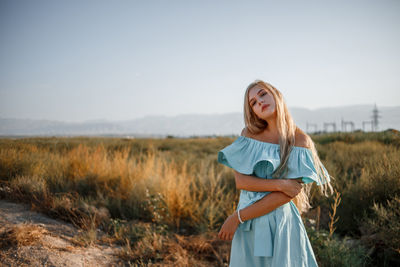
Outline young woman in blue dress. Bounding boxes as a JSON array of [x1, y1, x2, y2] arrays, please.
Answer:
[[217, 80, 333, 266]]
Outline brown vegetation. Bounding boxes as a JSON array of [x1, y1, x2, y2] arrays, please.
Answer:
[[0, 131, 399, 266]]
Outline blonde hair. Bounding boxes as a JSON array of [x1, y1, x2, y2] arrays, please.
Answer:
[[243, 80, 333, 214]]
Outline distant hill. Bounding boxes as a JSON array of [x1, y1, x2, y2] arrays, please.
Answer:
[[289, 105, 399, 133], [1, 105, 399, 137]]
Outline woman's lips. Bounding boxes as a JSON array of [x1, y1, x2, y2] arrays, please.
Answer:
[[262, 104, 269, 111]]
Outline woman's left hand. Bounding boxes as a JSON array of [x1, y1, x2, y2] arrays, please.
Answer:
[[218, 212, 240, 241]]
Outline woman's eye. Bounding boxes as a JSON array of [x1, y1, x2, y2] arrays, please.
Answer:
[[250, 91, 267, 106]]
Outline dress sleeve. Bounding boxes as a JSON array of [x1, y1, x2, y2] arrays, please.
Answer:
[[217, 136, 280, 176], [286, 148, 330, 186]]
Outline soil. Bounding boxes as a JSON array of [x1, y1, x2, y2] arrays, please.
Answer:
[[0, 199, 126, 267]]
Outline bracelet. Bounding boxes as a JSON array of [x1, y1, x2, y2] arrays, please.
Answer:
[[237, 209, 244, 224]]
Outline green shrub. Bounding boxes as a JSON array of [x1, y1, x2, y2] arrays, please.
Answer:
[[316, 141, 400, 236], [360, 196, 400, 266], [306, 225, 370, 267]]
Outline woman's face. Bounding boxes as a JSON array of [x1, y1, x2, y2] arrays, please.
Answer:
[[248, 86, 276, 120]]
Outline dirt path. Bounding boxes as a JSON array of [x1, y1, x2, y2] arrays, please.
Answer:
[[0, 199, 125, 267]]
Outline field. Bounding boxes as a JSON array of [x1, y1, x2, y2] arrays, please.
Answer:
[[0, 130, 399, 266]]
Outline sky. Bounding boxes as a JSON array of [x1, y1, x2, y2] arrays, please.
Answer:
[[1, 0, 399, 122]]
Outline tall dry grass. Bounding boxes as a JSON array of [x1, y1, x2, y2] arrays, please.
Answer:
[[0, 138, 237, 236], [0, 131, 399, 266]]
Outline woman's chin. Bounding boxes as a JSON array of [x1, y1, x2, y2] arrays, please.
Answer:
[[260, 112, 275, 121]]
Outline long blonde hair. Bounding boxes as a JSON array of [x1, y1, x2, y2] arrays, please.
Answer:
[[243, 80, 333, 214]]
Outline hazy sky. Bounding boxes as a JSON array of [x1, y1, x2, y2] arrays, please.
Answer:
[[1, 0, 399, 122]]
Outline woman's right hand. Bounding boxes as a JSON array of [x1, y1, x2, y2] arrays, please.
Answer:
[[278, 179, 303, 198]]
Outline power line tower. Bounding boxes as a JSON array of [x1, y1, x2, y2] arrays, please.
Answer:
[[371, 103, 381, 131], [362, 120, 373, 132], [306, 122, 318, 133], [341, 117, 355, 132], [323, 122, 337, 133]]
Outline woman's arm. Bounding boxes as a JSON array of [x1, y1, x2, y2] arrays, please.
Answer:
[[235, 170, 303, 198], [234, 171, 281, 191], [218, 191, 298, 241], [239, 191, 292, 222]]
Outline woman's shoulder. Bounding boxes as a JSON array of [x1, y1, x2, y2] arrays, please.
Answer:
[[240, 127, 250, 137], [241, 127, 312, 149], [240, 127, 277, 142], [294, 127, 312, 149]]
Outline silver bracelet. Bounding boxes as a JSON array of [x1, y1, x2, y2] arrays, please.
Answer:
[[237, 209, 244, 224]]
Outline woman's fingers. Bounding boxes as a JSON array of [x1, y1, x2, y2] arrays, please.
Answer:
[[297, 184, 302, 192], [290, 180, 302, 197], [218, 229, 233, 240], [219, 230, 226, 240], [280, 179, 304, 198], [295, 181, 302, 191]]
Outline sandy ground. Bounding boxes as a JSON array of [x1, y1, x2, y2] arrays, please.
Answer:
[[0, 199, 126, 267]]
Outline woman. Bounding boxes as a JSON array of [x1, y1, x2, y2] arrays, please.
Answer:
[[217, 80, 333, 267]]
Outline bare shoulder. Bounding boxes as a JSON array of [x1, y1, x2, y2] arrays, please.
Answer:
[[240, 127, 249, 137], [295, 128, 312, 148], [240, 127, 255, 138]]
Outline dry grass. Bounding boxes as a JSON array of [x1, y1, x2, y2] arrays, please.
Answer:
[[328, 190, 341, 239], [118, 231, 230, 266], [0, 139, 237, 235], [0, 137, 235, 264], [0, 223, 48, 248], [0, 133, 399, 265]]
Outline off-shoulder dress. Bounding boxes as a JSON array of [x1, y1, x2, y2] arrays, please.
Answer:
[[218, 136, 330, 267]]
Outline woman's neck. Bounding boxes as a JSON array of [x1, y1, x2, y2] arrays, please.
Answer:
[[265, 117, 278, 136], [256, 118, 280, 143]]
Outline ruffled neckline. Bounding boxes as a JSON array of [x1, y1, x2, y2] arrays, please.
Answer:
[[218, 135, 329, 185], [238, 135, 311, 151]]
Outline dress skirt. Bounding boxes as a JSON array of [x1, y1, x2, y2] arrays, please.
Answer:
[[229, 201, 318, 267]]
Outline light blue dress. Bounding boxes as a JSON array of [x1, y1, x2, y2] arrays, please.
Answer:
[[218, 136, 330, 267]]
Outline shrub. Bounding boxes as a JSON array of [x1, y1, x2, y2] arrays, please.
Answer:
[[306, 225, 370, 267], [360, 196, 400, 266]]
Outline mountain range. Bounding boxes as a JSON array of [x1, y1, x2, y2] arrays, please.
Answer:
[[1, 105, 399, 137]]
